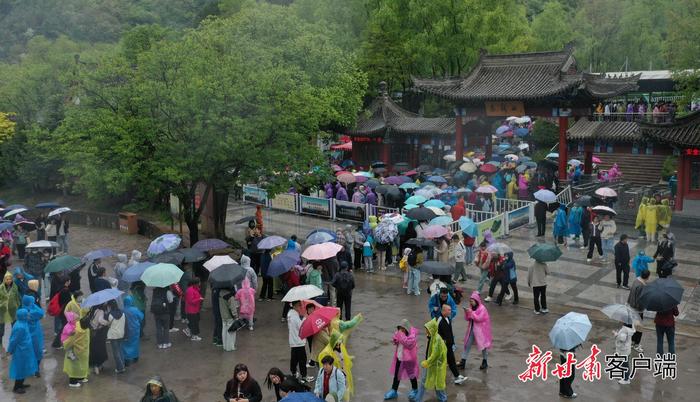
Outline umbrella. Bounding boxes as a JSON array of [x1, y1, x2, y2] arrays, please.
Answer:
[[592, 156, 602, 163], [399, 182, 419, 190], [420, 261, 453, 275], [475, 185, 498, 194], [302, 242, 343, 261], [331, 164, 342, 172], [340, 159, 355, 168], [520, 156, 532, 162], [406, 206, 437, 222], [48, 207, 71, 218], [487, 243, 512, 255], [487, 161, 501, 167], [268, 250, 301, 277], [374, 220, 398, 243], [82, 248, 115, 263], [638, 278, 684, 312], [282, 285, 324, 302], [546, 153, 559, 159], [384, 176, 404, 185], [430, 216, 453, 226], [192, 238, 232, 251], [534, 189, 557, 203], [516, 164, 528, 173], [178, 248, 208, 263], [496, 125, 511, 135], [568, 159, 582, 166], [122, 262, 156, 282], [416, 165, 432, 173], [234, 215, 256, 224], [305, 231, 336, 247], [506, 116, 518, 121], [601, 304, 642, 325], [424, 199, 445, 209], [404, 170, 418, 176], [504, 154, 519, 161], [426, 206, 446, 216], [0, 222, 13, 231], [81, 289, 123, 308], [26, 240, 59, 249], [376, 184, 398, 195], [527, 243, 562, 262], [381, 213, 404, 225], [3, 208, 28, 219], [423, 225, 449, 239], [354, 175, 368, 183], [405, 195, 427, 205], [374, 167, 387, 174], [394, 162, 410, 172], [518, 143, 530, 150], [479, 164, 498, 174], [354, 171, 373, 178], [515, 116, 531, 124], [403, 204, 418, 211], [209, 263, 245, 289], [575, 195, 592, 207], [592, 206, 616, 216], [35, 202, 60, 209], [459, 217, 478, 238], [515, 127, 529, 137], [204, 255, 236, 272], [459, 162, 477, 173], [427, 175, 447, 184], [406, 238, 435, 248], [337, 173, 356, 184], [549, 312, 592, 350], [335, 170, 350, 176], [147, 233, 181, 257], [14, 220, 36, 231], [141, 263, 183, 287], [595, 187, 617, 197], [45, 255, 83, 274], [299, 306, 341, 339], [523, 161, 537, 168], [547, 201, 561, 213], [365, 179, 380, 189], [257, 235, 288, 250], [371, 161, 387, 169]]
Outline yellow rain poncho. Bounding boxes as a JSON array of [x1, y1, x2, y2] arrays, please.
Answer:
[[421, 319, 447, 390], [644, 199, 659, 234], [62, 311, 90, 379], [658, 199, 672, 227], [635, 197, 648, 230], [318, 331, 354, 401]]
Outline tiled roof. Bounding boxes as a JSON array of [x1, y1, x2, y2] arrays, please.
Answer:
[[640, 111, 700, 148], [346, 89, 455, 137], [567, 119, 641, 142], [412, 46, 639, 102]]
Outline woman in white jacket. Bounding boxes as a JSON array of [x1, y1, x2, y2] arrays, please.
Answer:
[[107, 300, 126, 373], [614, 321, 637, 385]]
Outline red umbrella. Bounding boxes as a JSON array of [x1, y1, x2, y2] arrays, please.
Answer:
[[335, 170, 350, 176], [404, 170, 418, 176], [479, 164, 498, 174], [299, 306, 341, 339]]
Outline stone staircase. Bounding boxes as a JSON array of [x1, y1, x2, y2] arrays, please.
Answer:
[[596, 153, 666, 185]]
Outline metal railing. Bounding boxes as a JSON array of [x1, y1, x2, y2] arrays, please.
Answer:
[[494, 198, 534, 213], [591, 112, 674, 123], [556, 185, 573, 206]]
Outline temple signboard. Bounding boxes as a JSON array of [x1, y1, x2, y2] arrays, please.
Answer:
[[485, 101, 525, 117]]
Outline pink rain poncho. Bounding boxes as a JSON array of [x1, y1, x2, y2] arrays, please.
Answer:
[[235, 278, 256, 321], [389, 319, 419, 380], [61, 311, 78, 344], [463, 291, 493, 351]]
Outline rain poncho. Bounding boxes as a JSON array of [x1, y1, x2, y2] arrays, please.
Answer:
[[658, 199, 672, 227], [235, 277, 256, 321], [567, 206, 583, 236], [635, 197, 648, 230], [463, 291, 492, 351], [0, 272, 20, 323], [141, 376, 179, 402], [122, 295, 144, 361], [318, 331, 354, 401], [552, 204, 569, 237], [8, 308, 37, 380], [492, 173, 506, 199], [507, 178, 516, 199], [517, 174, 529, 199], [336, 185, 348, 201], [62, 310, 90, 379], [128, 250, 142, 267], [632, 251, 655, 277], [13, 267, 35, 297], [21, 295, 44, 365], [366, 189, 377, 205], [644, 200, 659, 234], [239, 254, 258, 291], [421, 319, 447, 391], [390, 319, 419, 380]]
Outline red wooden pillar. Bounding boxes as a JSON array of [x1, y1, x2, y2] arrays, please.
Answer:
[[558, 116, 569, 180], [676, 153, 686, 211], [381, 141, 391, 168], [583, 143, 593, 175], [454, 109, 464, 162]]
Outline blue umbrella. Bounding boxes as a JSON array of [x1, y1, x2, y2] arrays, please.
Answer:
[[405, 195, 427, 205], [257, 235, 288, 250], [399, 182, 419, 190], [276, 392, 324, 402], [459, 216, 478, 237], [495, 125, 511, 135], [427, 175, 447, 184], [4, 204, 27, 211], [35, 202, 61, 209], [549, 312, 592, 350], [424, 199, 446, 209], [192, 238, 231, 251], [81, 288, 123, 308], [429, 216, 453, 226], [515, 127, 529, 137], [122, 262, 156, 283], [340, 159, 355, 168], [82, 248, 115, 263], [0, 222, 13, 231], [267, 250, 301, 277], [147, 234, 181, 257], [432, 168, 446, 175], [305, 229, 336, 246]]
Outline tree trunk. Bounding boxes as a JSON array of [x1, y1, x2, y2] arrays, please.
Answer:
[[212, 185, 229, 239], [185, 215, 199, 245]]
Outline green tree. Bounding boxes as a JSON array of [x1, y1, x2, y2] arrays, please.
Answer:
[[665, 0, 700, 69], [530, 1, 574, 51]]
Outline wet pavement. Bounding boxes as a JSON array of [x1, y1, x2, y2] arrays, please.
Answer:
[[0, 219, 697, 401]]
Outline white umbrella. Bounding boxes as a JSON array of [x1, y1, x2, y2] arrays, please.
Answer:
[[504, 154, 519, 161], [505, 116, 519, 121], [426, 206, 446, 216], [203, 255, 236, 272], [443, 153, 457, 162], [595, 187, 617, 197], [568, 159, 582, 166], [546, 152, 559, 159], [534, 189, 557, 203], [475, 185, 498, 194], [592, 205, 617, 215], [48, 207, 71, 218], [601, 304, 641, 325], [26, 240, 60, 249], [518, 143, 529, 150], [3, 208, 28, 219], [282, 285, 324, 302]]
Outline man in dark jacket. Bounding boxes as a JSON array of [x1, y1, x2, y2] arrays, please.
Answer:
[[331, 262, 354, 320], [627, 270, 649, 352], [534, 201, 547, 237], [436, 304, 467, 385], [614, 234, 631, 289]]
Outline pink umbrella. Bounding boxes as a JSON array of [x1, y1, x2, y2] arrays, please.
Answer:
[[301, 242, 343, 260], [331, 164, 342, 172], [592, 156, 602, 164], [423, 225, 449, 239], [335, 170, 351, 176], [337, 173, 356, 184], [475, 185, 498, 194], [299, 306, 341, 339], [404, 170, 418, 176], [595, 187, 617, 197], [384, 176, 404, 185], [354, 175, 368, 183]]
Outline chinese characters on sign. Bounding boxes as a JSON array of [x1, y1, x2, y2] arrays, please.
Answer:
[[485, 101, 525, 117], [519, 345, 677, 382], [684, 148, 700, 156]]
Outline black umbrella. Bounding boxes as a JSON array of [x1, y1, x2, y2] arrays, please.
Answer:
[[639, 277, 684, 312], [365, 179, 380, 189], [375, 184, 397, 195], [178, 248, 208, 263], [575, 195, 592, 207], [371, 161, 387, 169], [406, 238, 436, 248], [547, 202, 561, 213], [235, 215, 256, 224], [35, 202, 61, 209], [420, 261, 453, 275], [373, 167, 387, 174], [209, 263, 246, 289], [150, 251, 185, 265], [416, 165, 432, 173], [406, 206, 437, 222]]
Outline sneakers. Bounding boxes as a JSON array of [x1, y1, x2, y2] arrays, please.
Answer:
[[632, 344, 644, 352], [534, 310, 541, 315], [81, 378, 89, 383], [257, 298, 264, 302], [579, 246, 586, 250], [505, 293, 513, 301], [586, 258, 592, 262], [622, 285, 630, 290], [281, 317, 287, 323], [164, 343, 172, 349], [408, 389, 418, 401], [13, 387, 26, 394], [249, 326, 254, 331], [618, 379, 630, 385], [304, 376, 315, 383], [484, 296, 492, 302], [454, 375, 468, 384], [69, 383, 81, 388], [169, 328, 179, 333], [183, 328, 191, 337], [115, 369, 126, 374], [541, 309, 549, 314], [384, 389, 399, 400], [560, 392, 578, 399], [191, 336, 202, 341]]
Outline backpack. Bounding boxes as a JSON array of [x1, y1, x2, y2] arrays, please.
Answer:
[[48, 292, 62, 316], [335, 272, 353, 291], [407, 251, 418, 267], [399, 257, 408, 272]]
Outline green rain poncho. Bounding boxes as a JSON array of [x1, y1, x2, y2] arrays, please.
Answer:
[[421, 319, 447, 390]]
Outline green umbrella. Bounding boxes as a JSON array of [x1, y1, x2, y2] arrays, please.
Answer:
[[141, 263, 183, 288], [45, 255, 83, 273], [527, 243, 563, 262]]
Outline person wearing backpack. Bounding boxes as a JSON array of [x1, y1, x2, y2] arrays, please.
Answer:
[[151, 286, 171, 349], [106, 300, 126, 373], [332, 262, 355, 321], [48, 274, 72, 348], [352, 225, 365, 271], [407, 247, 423, 296]]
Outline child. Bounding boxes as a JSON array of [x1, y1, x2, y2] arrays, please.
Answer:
[[363, 234, 374, 273], [383, 319, 419, 400], [61, 311, 79, 361], [306, 303, 318, 368], [632, 250, 654, 278], [305, 264, 323, 291], [613, 322, 637, 385], [235, 278, 256, 331], [184, 278, 204, 341], [399, 248, 410, 289]]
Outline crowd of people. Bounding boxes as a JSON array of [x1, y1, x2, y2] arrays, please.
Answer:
[[593, 100, 678, 123]]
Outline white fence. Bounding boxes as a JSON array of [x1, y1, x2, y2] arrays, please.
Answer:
[[556, 185, 573, 206]]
